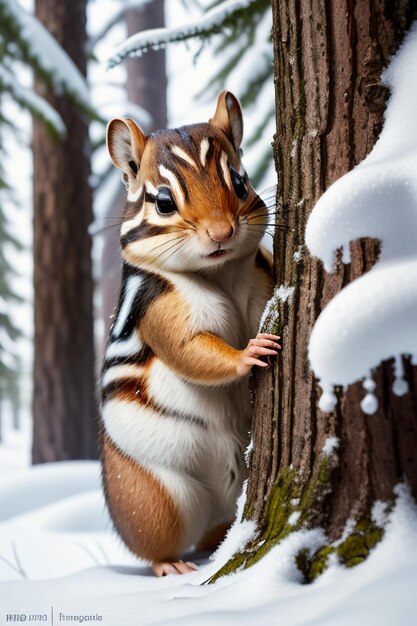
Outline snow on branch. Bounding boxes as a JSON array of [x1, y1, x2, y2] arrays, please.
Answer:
[[0, 65, 66, 138], [305, 23, 417, 415], [107, 0, 260, 68], [0, 0, 90, 111]]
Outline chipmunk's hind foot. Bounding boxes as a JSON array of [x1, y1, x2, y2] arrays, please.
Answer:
[[152, 560, 198, 576]]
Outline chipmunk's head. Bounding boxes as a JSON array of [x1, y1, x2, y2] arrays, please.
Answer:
[[107, 91, 267, 272]]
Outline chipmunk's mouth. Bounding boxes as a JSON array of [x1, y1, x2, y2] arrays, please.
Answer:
[[206, 249, 231, 259]]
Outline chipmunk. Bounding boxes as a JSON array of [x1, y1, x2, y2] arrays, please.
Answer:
[[100, 91, 280, 576]]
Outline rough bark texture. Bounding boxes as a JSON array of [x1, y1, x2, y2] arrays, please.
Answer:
[[32, 0, 98, 462], [214, 0, 417, 580], [100, 1, 167, 349]]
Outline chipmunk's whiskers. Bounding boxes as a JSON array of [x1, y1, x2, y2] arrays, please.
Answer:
[[161, 239, 189, 265], [94, 223, 123, 235], [150, 231, 190, 254], [153, 236, 188, 263]]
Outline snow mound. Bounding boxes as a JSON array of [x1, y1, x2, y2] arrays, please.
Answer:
[[0, 462, 416, 624], [0, 461, 102, 521], [305, 24, 417, 413]]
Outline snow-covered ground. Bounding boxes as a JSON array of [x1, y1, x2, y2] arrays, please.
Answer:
[[0, 420, 417, 625], [0, 409, 31, 473]]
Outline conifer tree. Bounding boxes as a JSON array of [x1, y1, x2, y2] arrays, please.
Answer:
[[106, 0, 273, 186]]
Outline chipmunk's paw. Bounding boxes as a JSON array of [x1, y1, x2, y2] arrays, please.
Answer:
[[237, 333, 281, 377], [152, 560, 198, 576]]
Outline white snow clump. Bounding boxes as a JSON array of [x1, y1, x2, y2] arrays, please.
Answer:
[[322, 436, 339, 457], [306, 24, 417, 415]]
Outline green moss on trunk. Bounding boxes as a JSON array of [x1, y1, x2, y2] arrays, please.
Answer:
[[209, 458, 333, 583], [297, 522, 384, 583], [208, 451, 386, 584]]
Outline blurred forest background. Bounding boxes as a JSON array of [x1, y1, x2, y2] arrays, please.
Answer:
[[0, 0, 275, 466]]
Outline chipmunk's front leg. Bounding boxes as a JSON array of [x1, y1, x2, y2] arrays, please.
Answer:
[[140, 290, 281, 385]]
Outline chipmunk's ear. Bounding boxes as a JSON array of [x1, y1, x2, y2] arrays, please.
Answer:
[[106, 118, 148, 175], [209, 90, 243, 152]]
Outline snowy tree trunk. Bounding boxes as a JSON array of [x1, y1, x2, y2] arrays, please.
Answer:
[[214, 0, 417, 580], [32, 0, 98, 463], [101, 0, 167, 345]]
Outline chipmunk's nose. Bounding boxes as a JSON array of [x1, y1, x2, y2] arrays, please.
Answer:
[[207, 223, 234, 242]]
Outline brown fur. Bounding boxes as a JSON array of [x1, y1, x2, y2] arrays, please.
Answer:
[[196, 521, 232, 551], [115, 121, 269, 276], [141, 125, 244, 220], [139, 289, 242, 385], [102, 93, 275, 573], [101, 434, 183, 562], [102, 376, 148, 404]]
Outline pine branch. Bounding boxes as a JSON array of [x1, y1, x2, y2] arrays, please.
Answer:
[[107, 0, 266, 68], [0, 64, 66, 138], [0, 0, 94, 117], [245, 105, 274, 148], [0, 313, 21, 341]]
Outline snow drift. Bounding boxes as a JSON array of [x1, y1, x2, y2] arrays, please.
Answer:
[[0, 460, 416, 624]]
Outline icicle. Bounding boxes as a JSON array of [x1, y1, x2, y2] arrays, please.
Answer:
[[363, 376, 376, 393], [324, 253, 336, 273], [360, 375, 378, 415], [342, 243, 351, 264], [318, 382, 337, 412], [360, 394, 378, 415], [392, 355, 409, 396]]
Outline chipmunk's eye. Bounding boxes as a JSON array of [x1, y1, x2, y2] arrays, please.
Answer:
[[156, 187, 178, 216], [230, 167, 248, 200]]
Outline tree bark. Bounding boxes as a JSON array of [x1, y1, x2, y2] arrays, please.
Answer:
[[32, 0, 98, 462], [214, 0, 417, 580], [101, 0, 167, 345]]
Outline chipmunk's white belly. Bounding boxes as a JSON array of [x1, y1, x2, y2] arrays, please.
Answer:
[[103, 359, 250, 481], [148, 358, 250, 427], [170, 261, 265, 344]]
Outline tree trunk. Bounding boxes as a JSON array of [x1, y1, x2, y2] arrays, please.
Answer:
[[125, 0, 167, 131], [214, 0, 417, 580], [101, 0, 167, 345], [32, 0, 98, 463], [12, 403, 19, 431]]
